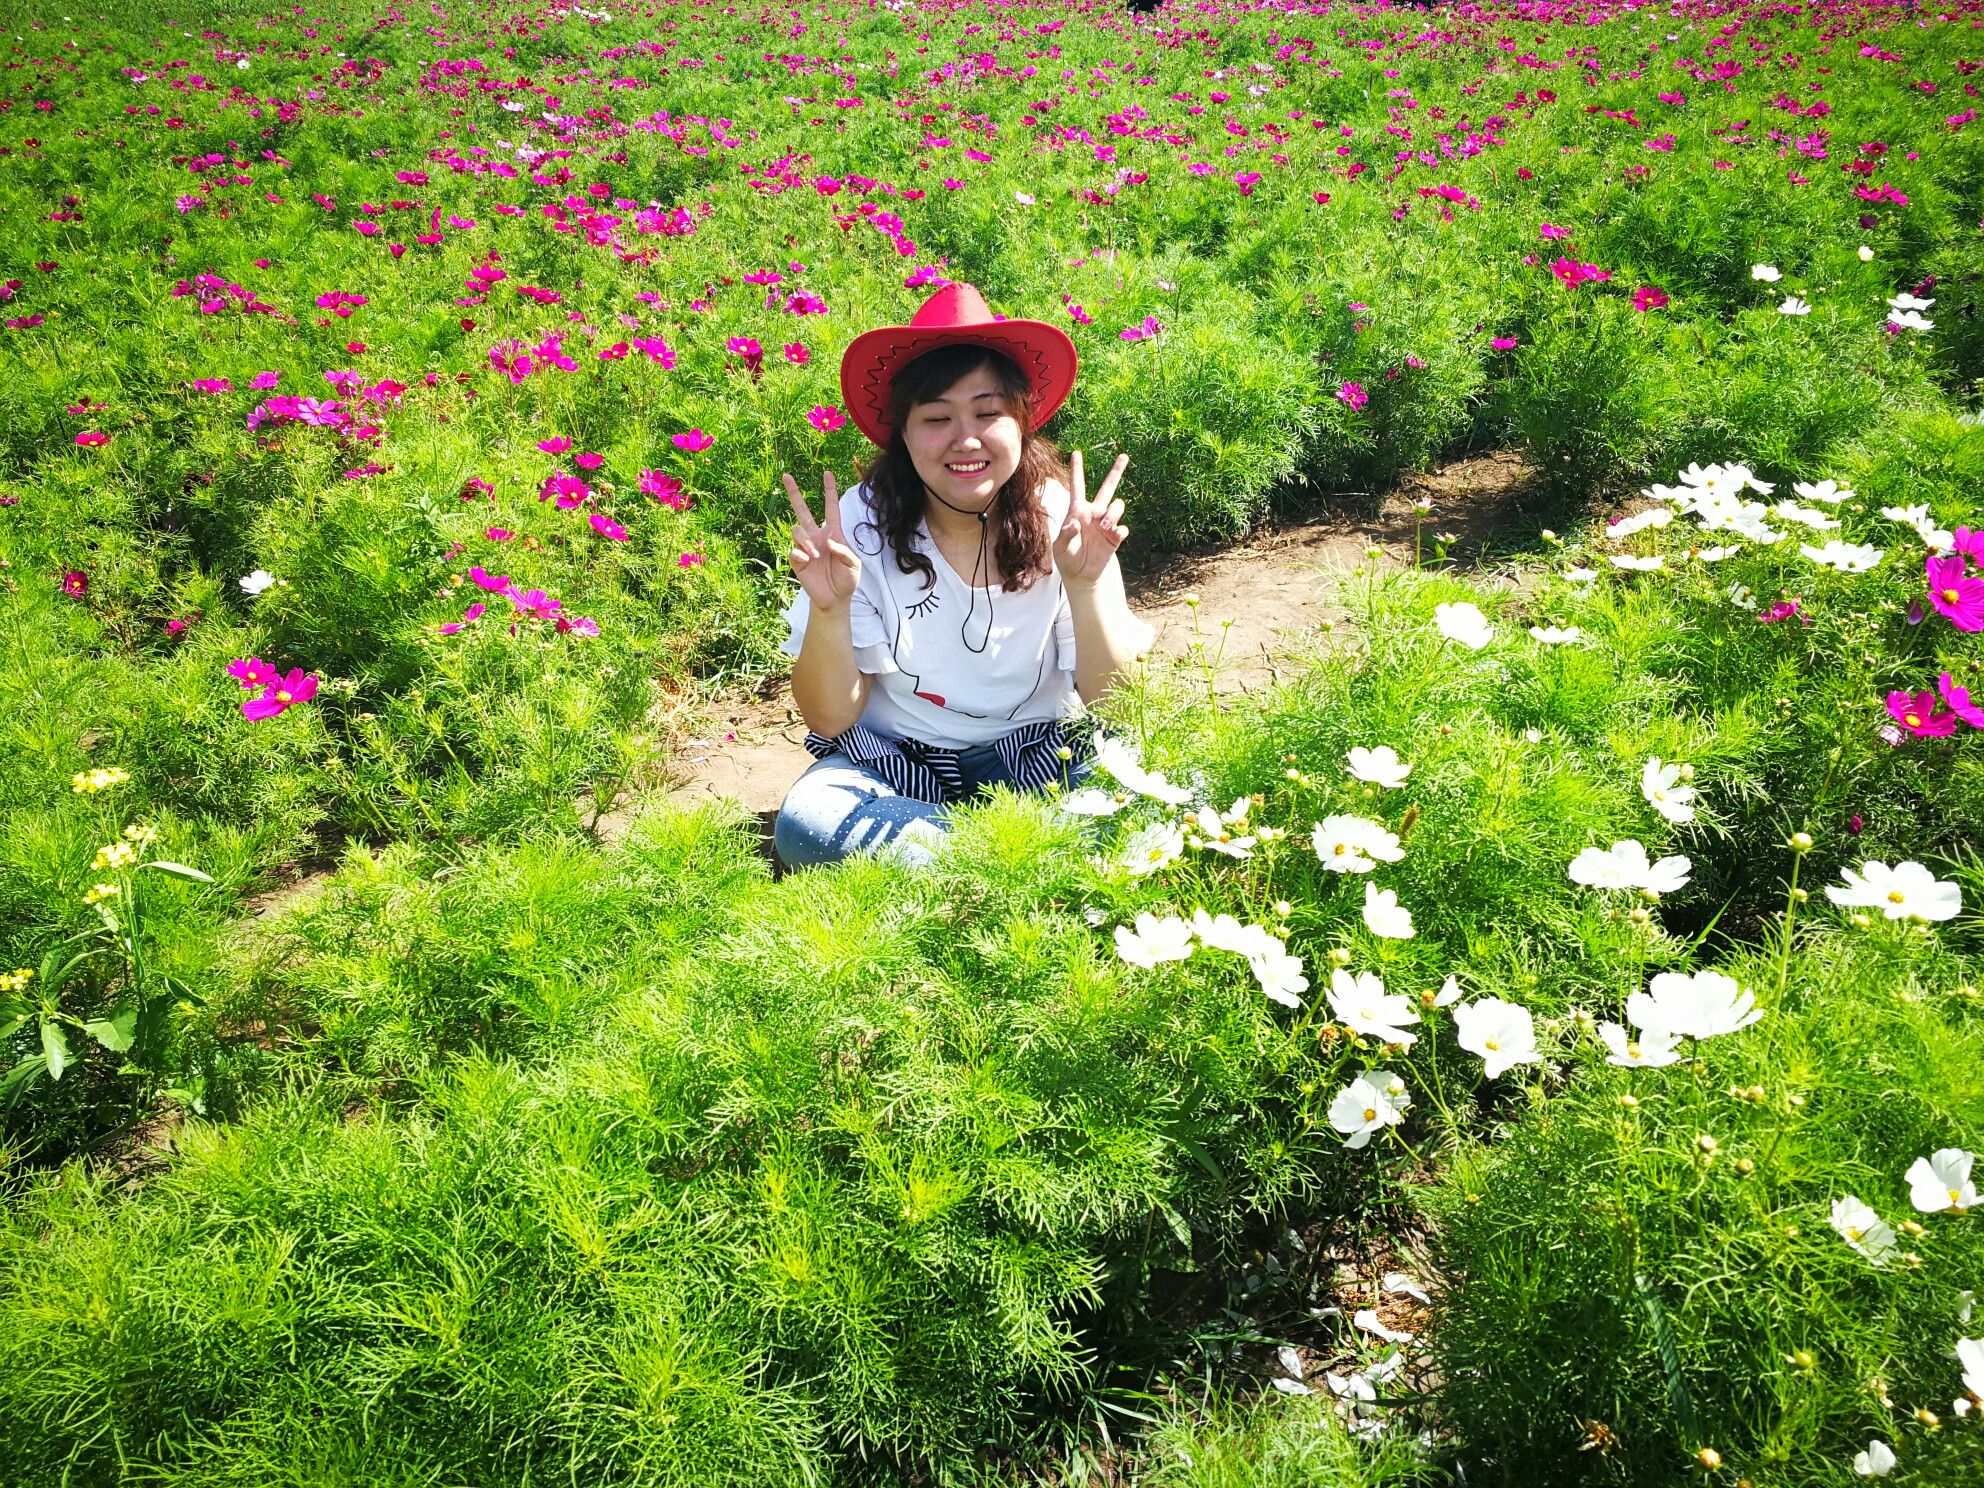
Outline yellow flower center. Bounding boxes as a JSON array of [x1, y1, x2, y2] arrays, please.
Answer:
[[1626, 1042, 1642, 1059], [1484, 1038, 1500, 1051], [1888, 889, 1906, 903], [276, 689, 293, 703], [1362, 1106, 1377, 1122], [1903, 712, 1923, 728], [1950, 1188, 1963, 1205], [1333, 843, 1349, 857], [1944, 587, 1963, 604], [1847, 1226, 1864, 1241]]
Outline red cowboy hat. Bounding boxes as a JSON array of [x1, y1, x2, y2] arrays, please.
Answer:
[[838, 281, 1078, 451]]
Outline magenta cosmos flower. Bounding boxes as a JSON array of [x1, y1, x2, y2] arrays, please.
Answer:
[[59, 569, 88, 598], [1550, 258, 1612, 287], [1633, 286, 1670, 312], [1886, 688, 1958, 738], [225, 656, 277, 689], [73, 431, 108, 447], [243, 668, 318, 721], [1925, 554, 1984, 631], [640, 470, 689, 510], [807, 404, 846, 432], [438, 602, 486, 635], [1337, 381, 1368, 412], [589, 513, 629, 541], [1938, 671, 1984, 729], [672, 429, 713, 453]]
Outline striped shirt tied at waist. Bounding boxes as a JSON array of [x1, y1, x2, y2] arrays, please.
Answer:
[[800, 718, 1096, 808]]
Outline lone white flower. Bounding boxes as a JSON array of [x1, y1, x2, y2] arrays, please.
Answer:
[[1831, 1195, 1898, 1266], [1626, 970, 1761, 1040], [1529, 624, 1583, 645], [1852, 1440, 1896, 1478], [1311, 815, 1405, 874], [1641, 757, 1698, 825], [1906, 1149, 1978, 1215], [1329, 969, 1419, 1046], [1120, 821, 1185, 877], [1346, 745, 1411, 789], [1799, 540, 1884, 574], [1114, 912, 1197, 968], [1453, 997, 1540, 1080], [1778, 295, 1812, 316], [1609, 554, 1665, 572], [1568, 840, 1692, 896], [239, 569, 277, 595], [1824, 861, 1963, 924], [1092, 734, 1195, 806], [1751, 263, 1782, 282], [1597, 1020, 1682, 1068], [1328, 1070, 1411, 1149], [1434, 600, 1493, 650], [1361, 882, 1415, 941]]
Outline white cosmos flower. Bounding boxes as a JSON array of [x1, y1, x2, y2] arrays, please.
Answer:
[[1346, 745, 1411, 789], [1328, 1069, 1411, 1149], [1751, 263, 1782, 282], [1529, 624, 1583, 644], [1906, 1148, 1978, 1214], [1453, 997, 1539, 1080], [1564, 565, 1599, 582], [1311, 815, 1405, 874], [1361, 882, 1415, 941], [1794, 478, 1854, 504], [1189, 910, 1307, 1007], [1058, 787, 1126, 816], [1960, 1337, 1984, 1399], [1114, 912, 1197, 968], [1772, 500, 1842, 531], [1853, 1440, 1896, 1478], [1433, 974, 1463, 1006], [1858, 245, 1875, 262], [1329, 968, 1418, 1045], [1831, 1194, 1898, 1266], [1597, 1019, 1681, 1068], [1568, 840, 1692, 896], [239, 569, 277, 595], [1778, 295, 1812, 316], [1889, 291, 1935, 311], [1610, 554, 1665, 571], [1800, 540, 1884, 573], [1824, 860, 1963, 923], [1013, 190, 1036, 205], [1695, 545, 1738, 562], [1434, 600, 1494, 649], [1727, 581, 1758, 610], [1251, 946, 1310, 1008], [1353, 1308, 1415, 1344], [1609, 507, 1673, 539], [1641, 756, 1698, 825], [1120, 821, 1185, 876], [1627, 970, 1761, 1040], [1889, 308, 1935, 332], [1188, 796, 1256, 858], [1092, 734, 1195, 806]]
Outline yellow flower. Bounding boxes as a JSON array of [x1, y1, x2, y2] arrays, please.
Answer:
[[81, 883, 120, 906], [120, 823, 158, 846], [0, 968, 34, 994], [91, 841, 138, 871], [71, 766, 131, 795]]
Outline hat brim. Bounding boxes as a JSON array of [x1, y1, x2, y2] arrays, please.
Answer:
[[839, 319, 1078, 450]]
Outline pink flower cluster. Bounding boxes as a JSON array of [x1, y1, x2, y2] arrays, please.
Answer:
[[451, 566, 599, 639], [226, 656, 319, 721], [1924, 531, 1984, 632]]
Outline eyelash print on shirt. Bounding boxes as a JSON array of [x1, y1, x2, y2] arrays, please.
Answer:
[[905, 591, 941, 619]]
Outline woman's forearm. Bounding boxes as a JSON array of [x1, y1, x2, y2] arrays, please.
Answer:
[[791, 604, 869, 737], [1066, 560, 1155, 706]]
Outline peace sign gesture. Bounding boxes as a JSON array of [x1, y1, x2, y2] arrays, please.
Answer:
[[1052, 450, 1132, 591], [782, 470, 862, 613]]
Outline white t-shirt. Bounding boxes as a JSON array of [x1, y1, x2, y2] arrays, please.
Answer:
[[779, 479, 1086, 748]]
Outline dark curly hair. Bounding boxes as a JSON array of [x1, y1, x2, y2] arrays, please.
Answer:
[[855, 342, 1070, 596]]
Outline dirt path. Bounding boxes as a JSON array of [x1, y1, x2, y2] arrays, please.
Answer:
[[645, 450, 1542, 835]]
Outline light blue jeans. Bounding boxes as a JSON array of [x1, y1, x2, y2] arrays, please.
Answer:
[[773, 744, 1098, 870]]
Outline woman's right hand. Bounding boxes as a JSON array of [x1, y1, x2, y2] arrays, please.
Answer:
[[783, 470, 862, 613]]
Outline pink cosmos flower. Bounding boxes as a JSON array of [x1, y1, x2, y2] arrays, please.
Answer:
[[807, 405, 846, 432], [74, 431, 108, 447], [438, 602, 486, 635], [485, 527, 514, 542], [537, 436, 572, 455], [574, 452, 604, 471], [1550, 258, 1612, 288], [677, 551, 705, 568], [60, 570, 89, 598], [225, 656, 277, 690], [1938, 671, 1984, 729], [508, 588, 562, 620], [1337, 381, 1368, 412], [1491, 336, 1519, 351], [242, 668, 318, 721], [1758, 599, 1811, 626], [540, 473, 590, 509], [589, 513, 629, 541], [250, 370, 280, 389], [1925, 554, 1984, 631], [672, 430, 712, 453], [189, 378, 232, 394], [1539, 222, 1571, 240], [1633, 286, 1670, 312], [1887, 688, 1958, 738], [467, 566, 514, 593], [783, 341, 810, 365], [1953, 527, 1982, 563], [1120, 315, 1164, 341], [556, 615, 601, 638], [640, 470, 689, 509]]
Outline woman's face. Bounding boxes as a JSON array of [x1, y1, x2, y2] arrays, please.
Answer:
[[902, 363, 1024, 516]]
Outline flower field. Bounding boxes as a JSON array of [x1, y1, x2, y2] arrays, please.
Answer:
[[2, 0, 1983, 1481]]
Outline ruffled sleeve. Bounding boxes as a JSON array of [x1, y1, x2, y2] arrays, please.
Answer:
[[779, 586, 899, 676]]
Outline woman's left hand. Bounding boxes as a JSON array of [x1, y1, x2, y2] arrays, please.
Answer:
[[1053, 450, 1132, 591]]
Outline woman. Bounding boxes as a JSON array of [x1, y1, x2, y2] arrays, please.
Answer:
[[774, 280, 1155, 870]]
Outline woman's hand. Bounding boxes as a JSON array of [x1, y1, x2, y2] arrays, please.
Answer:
[[783, 470, 862, 613], [1052, 450, 1132, 591]]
